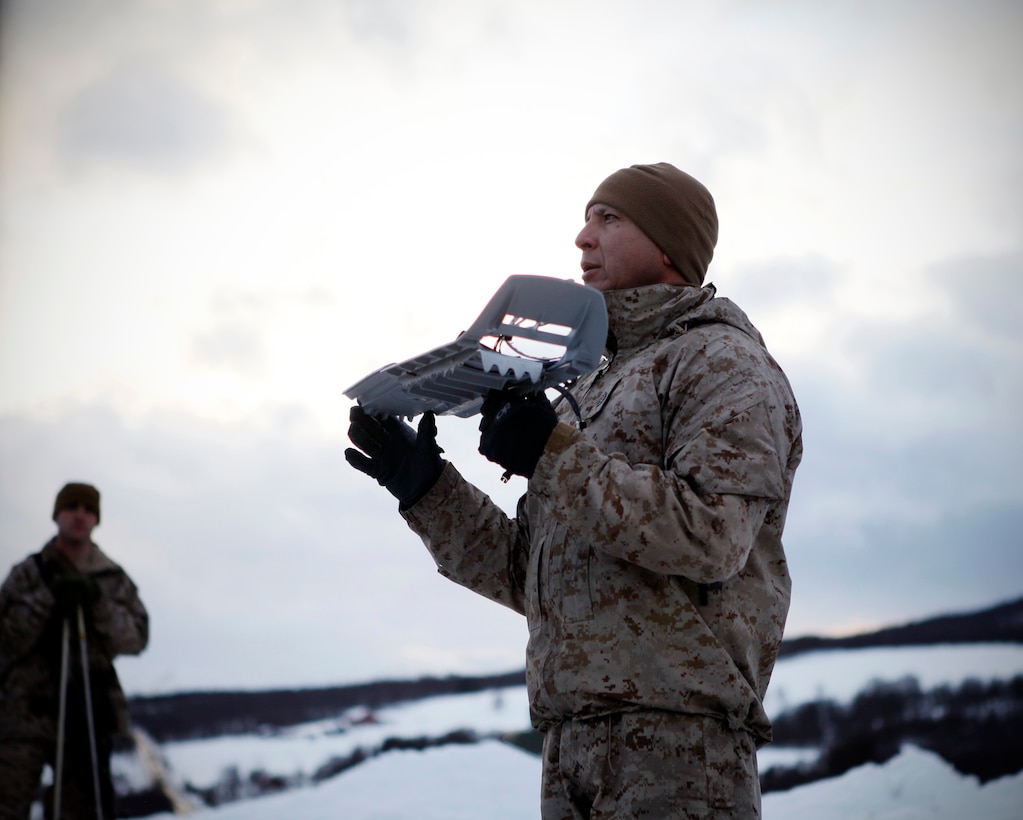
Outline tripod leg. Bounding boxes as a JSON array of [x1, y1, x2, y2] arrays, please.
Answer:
[[77, 603, 105, 820], [53, 615, 71, 820]]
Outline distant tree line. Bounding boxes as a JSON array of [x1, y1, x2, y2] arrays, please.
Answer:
[[113, 595, 1023, 815], [762, 674, 1023, 792], [128, 669, 526, 743], [128, 597, 1023, 744], [778, 596, 1023, 658], [121, 673, 1023, 816]]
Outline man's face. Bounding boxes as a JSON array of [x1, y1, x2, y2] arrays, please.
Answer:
[[575, 204, 675, 292], [55, 503, 98, 546]]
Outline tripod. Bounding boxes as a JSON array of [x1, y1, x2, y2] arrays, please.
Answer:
[[53, 604, 105, 820]]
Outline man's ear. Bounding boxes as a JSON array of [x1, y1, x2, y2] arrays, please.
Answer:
[[662, 253, 692, 287]]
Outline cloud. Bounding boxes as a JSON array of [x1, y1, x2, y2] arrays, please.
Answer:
[[2, 0, 1021, 691], [860, 254, 1023, 440], [189, 323, 267, 377], [0, 397, 527, 693], [5, 244, 1021, 689], [57, 60, 237, 174], [934, 254, 1023, 352], [694, 242, 1023, 636]]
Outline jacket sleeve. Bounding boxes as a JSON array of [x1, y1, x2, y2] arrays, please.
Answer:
[[91, 569, 149, 658], [533, 421, 774, 582], [401, 462, 530, 616], [532, 337, 798, 583], [0, 559, 54, 661]]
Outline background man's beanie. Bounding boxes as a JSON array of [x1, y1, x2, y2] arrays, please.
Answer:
[[585, 162, 718, 287], [53, 482, 101, 522]]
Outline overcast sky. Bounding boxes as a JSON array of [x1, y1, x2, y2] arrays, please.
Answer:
[[1, 0, 1020, 695]]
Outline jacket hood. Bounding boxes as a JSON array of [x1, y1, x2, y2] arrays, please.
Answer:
[[603, 283, 765, 352]]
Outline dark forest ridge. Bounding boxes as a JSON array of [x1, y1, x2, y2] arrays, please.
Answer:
[[128, 594, 1023, 743], [778, 594, 1023, 658]]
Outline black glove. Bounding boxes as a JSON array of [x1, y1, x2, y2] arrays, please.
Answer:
[[345, 406, 445, 508], [51, 573, 100, 615], [479, 388, 558, 479]]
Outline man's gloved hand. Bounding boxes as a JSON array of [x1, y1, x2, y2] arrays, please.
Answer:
[[345, 406, 445, 508], [479, 388, 558, 479], [52, 573, 100, 615]]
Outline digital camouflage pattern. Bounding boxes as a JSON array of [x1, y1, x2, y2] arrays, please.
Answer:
[[0, 538, 149, 743], [0, 538, 148, 819], [541, 711, 759, 819], [403, 283, 802, 811]]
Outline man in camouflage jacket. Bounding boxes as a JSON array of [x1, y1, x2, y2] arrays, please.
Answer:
[[0, 482, 149, 820], [347, 163, 802, 818]]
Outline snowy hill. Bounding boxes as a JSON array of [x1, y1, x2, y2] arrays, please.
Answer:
[[108, 640, 1023, 818], [80, 598, 1022, 817], [762, 746, 1023, 820], [139, 742, 1022, 820], [125, 596, 1023, 744]]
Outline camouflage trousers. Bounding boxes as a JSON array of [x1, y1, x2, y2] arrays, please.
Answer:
[[540, 710, 760, 819], [0, 737, 114, 820]]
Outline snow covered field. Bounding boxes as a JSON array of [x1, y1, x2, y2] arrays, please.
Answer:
[[146, 742, 1023, 820], [134, 643, 1023, 818]]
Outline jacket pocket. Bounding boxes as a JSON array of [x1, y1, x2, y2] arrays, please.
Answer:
[[554, 530, 595, 625], [702, 714, 757, 810]]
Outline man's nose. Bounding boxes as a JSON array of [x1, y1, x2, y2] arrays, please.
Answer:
[[575, 225, 595, 249]]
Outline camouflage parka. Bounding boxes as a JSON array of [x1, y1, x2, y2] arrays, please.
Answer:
[[0, 539, 149, 742], [403, 283, 802, 744]]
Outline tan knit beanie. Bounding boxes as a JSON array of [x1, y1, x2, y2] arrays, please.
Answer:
[[585, 162, 718, 286], [53, 482, 101, 522]]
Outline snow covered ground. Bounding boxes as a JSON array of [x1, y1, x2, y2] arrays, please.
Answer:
[[763, 746, 1023, 820], [145, 742, 1023, 820], [133, 643, 1023, 818]]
